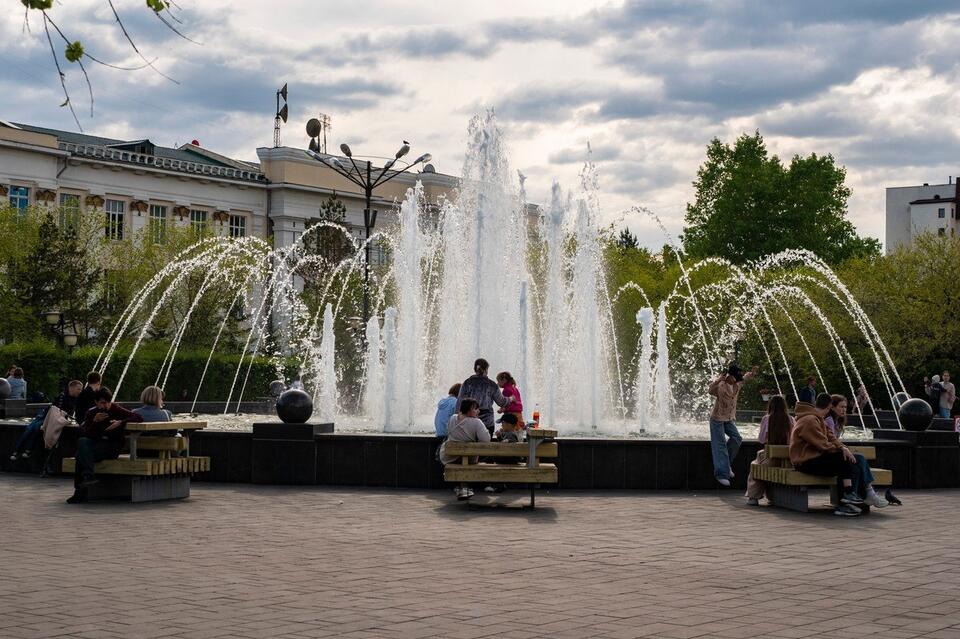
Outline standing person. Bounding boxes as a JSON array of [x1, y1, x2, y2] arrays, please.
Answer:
[[133, 385, 173, 422], [797, 376, 817, 405], [925, 375, 944, 414], [790, 393, 887, 516], [457, 358, 509, 436], [937, 371, 955, 419], [66, 387, 144, 504], [6, 367, 26, 400], [439, 398, 491, 500], [433, 383, 461, 438], [745, 395, 795, 505], [708, 363, 757, 487], [74, 372, 102, 425], [495, 371, 524, 427]]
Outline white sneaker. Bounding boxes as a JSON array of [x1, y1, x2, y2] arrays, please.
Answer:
[[8, 453, 17, 461], [21, 450, 30, 459], [728, 470, 735, 479], [863, 492, 888, 508], [717, 478, 731, 487], [746, 498, 759, 506], [462, 488, 474, 499]]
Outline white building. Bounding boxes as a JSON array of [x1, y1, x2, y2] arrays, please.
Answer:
[[885, 178, 959, 253], [0, 120, 458, 253]]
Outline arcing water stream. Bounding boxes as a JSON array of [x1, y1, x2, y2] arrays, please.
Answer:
[[95, 111, 906, 436]]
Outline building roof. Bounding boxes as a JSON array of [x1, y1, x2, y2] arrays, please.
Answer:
[[909, 197, 957, 205], [7, 122, 265, 183]]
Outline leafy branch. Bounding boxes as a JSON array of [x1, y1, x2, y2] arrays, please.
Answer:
[[21, 0, 199, 131]]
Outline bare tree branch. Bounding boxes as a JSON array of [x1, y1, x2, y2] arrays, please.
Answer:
[[106, 0, 180, 84], [154, 10, 201, 45], [42, 15, 81, 130], [45, 14, 157, 72]]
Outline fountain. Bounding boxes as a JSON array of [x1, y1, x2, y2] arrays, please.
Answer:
[[92, 110, 909, 439]]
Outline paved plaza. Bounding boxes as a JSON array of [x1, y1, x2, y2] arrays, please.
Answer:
[[2, 476, 960, 639]]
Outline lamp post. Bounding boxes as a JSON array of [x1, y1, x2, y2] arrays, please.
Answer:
[[43, 309, 79, 350], [306, 143, 431, 324]]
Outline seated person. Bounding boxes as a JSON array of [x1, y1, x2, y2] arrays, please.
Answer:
[[9, 380, 82, 462], [789, 393, 887, 517], [493, 413, 523, 465], [6, 367, 26, 400], [133, 385, 173, 422], [433, 383, 461, 439], [439, 398, 490, 500], [66, 387, 144, 504]]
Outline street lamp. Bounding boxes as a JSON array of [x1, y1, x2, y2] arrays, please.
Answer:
[[306, 143, 432, 324], [42, 309, 78, 350]]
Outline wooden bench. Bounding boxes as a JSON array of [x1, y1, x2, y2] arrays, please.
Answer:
[[750, 444, 892, 512], [443, 428, 558, 508], [62, 421, 210, 502]]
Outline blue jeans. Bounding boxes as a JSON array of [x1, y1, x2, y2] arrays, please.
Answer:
[[709, 419, 742, 480], [850, 452, 875, 497], [13, 411, 47, 454], [939, 407, 951, 419]]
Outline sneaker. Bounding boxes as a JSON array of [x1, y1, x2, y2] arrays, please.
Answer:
[[840, 492, 863, 505], [728, 470, 735, 479], [863, 492, 888, 508], [21, 450, 30, 459], [746, 498, 759, 506], [8, 453, 17, 461], [834, 504, 861, 517], [79, 476, 99, 488], [885, 489, 902, 506], [484, 485, 497, 493], [717, 478, 731, 487], [462, 488, 474, 499]]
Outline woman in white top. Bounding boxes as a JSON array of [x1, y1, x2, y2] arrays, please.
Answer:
[[439, 398, 490, 500]]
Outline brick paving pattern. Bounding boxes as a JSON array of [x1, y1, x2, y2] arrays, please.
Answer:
[[2, 475, 960, 638]]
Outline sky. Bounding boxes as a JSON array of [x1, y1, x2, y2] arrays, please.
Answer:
[[4, 0, 960, 247]]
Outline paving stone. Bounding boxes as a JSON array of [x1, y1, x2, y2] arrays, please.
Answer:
[[1, 476, 959, 638]]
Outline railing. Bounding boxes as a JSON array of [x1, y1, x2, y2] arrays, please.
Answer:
[[60, 142, 266, 183]]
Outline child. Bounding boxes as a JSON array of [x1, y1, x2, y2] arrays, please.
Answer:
[[494, 413, 522, 465], [495, 371, 524, 427]]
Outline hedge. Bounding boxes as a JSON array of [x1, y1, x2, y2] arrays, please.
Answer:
[[0, 340, 280, 402]]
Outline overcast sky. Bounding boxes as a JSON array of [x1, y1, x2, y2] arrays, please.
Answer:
[[4, 1, 960, 247]]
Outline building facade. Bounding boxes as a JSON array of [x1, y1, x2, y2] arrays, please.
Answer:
[[885, 178, 959, 252], [0, 120, 458, 255]]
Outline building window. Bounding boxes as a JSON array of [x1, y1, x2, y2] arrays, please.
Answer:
[[190, 209, 208, 237], [938, 208, 946, 218], [938, 228, 946, 236], [8, 186, 29, 212], [228, 214, 246, 238], [149, 204, 167, 243], [105, 199, 125, 241], [59, 193, 80, 231], [370, 242, 390, 266]]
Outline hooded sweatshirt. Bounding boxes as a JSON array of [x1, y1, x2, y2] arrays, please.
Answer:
[[789, 402, 844, 466]]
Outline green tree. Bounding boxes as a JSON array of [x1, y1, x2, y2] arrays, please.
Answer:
[[682, 131, 880, 264], [616, 227, 639, 250]]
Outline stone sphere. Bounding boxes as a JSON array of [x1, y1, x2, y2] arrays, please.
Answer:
[[276, 389, 313, 424], [892, 391, 911, 411], [898, 397, 933, 432], [269, 379, 287, 398], [0, 378, 9, 400]]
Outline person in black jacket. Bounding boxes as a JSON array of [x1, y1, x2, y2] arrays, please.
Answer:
[[8, 380, 82, 462], [73, 371, 102, 425]]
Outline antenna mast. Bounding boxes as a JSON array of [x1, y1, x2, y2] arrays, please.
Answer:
[[318, 113, 331, 153], [274, 83, 288, 147]]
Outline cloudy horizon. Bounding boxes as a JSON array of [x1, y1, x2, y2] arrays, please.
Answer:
[[4, 0, 960, 247]]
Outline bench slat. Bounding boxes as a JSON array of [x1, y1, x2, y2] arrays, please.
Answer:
[[62, 456, 210, 476], [136, 436, 188, 452], [444, 463, 558, 483], [766, 445, 876, 460], [751, 462, 891, 486], [126, 421, 206, 432], [443, 442, 558, 458], [526, 429, 557, 439]]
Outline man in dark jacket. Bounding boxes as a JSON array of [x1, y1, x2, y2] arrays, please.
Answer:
[[73, 371, 102, 425], [797, 376, 817, 405], [67, 386, 143, 504]]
